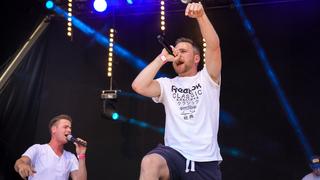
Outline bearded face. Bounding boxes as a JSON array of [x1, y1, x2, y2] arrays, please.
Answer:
[[173, 42, 199, 77]]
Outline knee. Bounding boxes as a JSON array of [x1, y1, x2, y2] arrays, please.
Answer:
[[140, 154, 163, 171], [140, 154, 169, 179]]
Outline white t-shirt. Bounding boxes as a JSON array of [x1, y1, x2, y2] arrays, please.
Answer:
[[22, 144, 79, 180], [153, 68, 222, 162], [302, 173, 320, 180]]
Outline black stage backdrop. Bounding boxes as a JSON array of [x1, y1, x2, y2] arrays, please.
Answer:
[[1, 0, 320, 179]]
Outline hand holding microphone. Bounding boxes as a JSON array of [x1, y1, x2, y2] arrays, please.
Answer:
[[157, 35, 174, 56], [67, 134, 87, 159], [181, 0, 201, 4], [66, 134, 87, 147], [157, 35, 181, 64]]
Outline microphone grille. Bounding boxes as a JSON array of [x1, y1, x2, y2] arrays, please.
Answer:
[[181, 0, 192, 4], [66, 134, 73, 141]]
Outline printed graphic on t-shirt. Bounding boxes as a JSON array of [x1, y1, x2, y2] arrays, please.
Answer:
[[171, 83, 202, 120]]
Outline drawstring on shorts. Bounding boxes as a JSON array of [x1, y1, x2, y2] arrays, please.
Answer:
[[185, 159, 195, 173]]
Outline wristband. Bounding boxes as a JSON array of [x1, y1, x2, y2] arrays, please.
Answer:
[[160, 55, 167, 64], [77, 154, 86, 159]]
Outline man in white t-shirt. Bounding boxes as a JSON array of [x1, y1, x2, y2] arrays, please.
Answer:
[[302, 156, 320, 180], [132, 2, 222, 180], [14, 114, 87, 180]]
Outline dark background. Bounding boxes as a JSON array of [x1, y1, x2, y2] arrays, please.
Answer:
[[1, 0, 320, 179]]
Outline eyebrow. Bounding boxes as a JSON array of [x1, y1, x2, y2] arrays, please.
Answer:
[[178, 48, 188, 52]]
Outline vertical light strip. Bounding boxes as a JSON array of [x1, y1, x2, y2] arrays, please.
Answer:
[[67, 0, 73, 39], [160, 0, 166, 32], [202, 38, 206, 66], [107, 28, 115, 78]]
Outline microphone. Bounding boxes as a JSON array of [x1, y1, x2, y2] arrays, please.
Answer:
[[181, 0, 191, 4], [181, 0, 201, 4], [157, 35, 174, 56], [66, 134, 87, 147]]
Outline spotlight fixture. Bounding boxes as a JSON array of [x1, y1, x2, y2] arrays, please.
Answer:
[[101, 90, 120, 100]]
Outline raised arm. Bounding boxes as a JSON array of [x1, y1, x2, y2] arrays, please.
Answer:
[[14, 156, 36, 179], [186, 2, 221, 83], [132, 49, 179, 97]]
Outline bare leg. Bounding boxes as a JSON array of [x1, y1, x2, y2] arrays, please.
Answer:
[[139, 154, 170, 180]]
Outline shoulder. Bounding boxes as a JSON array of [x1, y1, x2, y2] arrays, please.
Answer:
[[156, 77, 173, 86], [23, 144, 44, 158], [27, 144, 43, 150], [199, 67, 220, 87], [156, 76, 171, 82], [302, 173, 313, 180], [63, 150, 77, 159]]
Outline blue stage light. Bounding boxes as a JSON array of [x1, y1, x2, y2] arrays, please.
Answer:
[[112, 112, 119, 120], [45, 0, 54, 9], [93, 0, 107, 12], [127, 0, 133, 5], [233, 0, 314, 160]]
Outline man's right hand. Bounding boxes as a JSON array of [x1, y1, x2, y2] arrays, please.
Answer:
[[160, 47, 181, 63], [17, 163, 36, 179]]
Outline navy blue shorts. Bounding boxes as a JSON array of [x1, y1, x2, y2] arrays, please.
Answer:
[[147, 144, 222, 180]]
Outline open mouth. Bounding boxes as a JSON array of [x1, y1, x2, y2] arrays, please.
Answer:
[[176, 61, 184, 66]]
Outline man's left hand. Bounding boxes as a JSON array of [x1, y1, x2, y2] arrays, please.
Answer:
[[185, 2, 204, 18]]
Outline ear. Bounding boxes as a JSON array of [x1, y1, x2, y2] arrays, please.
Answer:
[[194, 54, 200, 64], [51, 126, 57, 134]]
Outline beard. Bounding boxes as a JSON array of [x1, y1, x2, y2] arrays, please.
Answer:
[[173, 62, 193, 76]]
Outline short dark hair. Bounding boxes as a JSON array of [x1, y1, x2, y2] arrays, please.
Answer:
[[48, 114, 72, 133], [175, 37, 200, 55]]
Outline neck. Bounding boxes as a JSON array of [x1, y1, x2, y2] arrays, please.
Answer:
[[48, 139, 64, 156], [179, 68, 197, 77]]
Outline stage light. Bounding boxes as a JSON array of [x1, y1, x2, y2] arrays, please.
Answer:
[[127, 0, 133, 5], [45, 1, 54, 9], [232, 0, 314, 160], [49, 5, 160, 76], [202, 38, 206, 65], [93, 0, 107, 12], [65, 0, 73, 39], [107, 28, 115, 78], [160, 0, 166, 32], [112, 112, 119, 120], [101, 98, 119, 120]]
